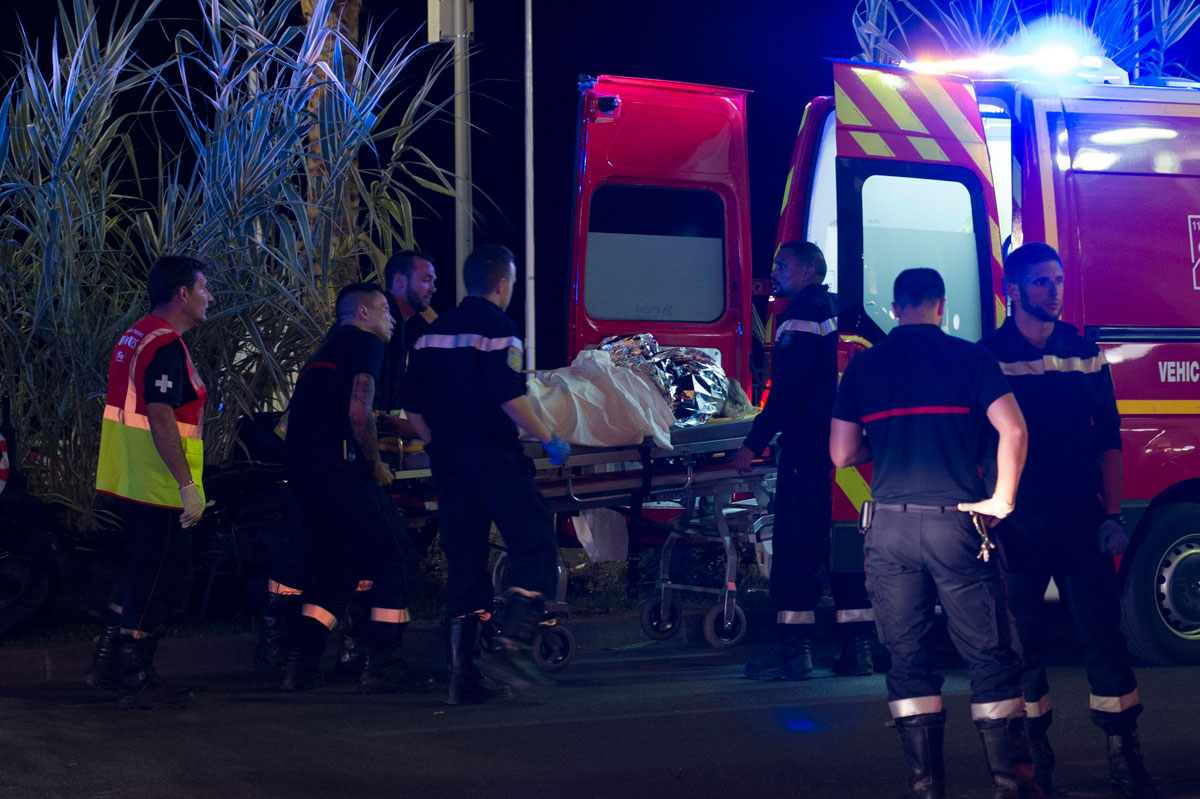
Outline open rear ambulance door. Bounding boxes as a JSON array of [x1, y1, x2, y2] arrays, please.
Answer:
[[568, 75, 753, 391]]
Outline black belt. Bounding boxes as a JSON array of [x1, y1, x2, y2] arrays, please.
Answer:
[[872, 502, 963, 513]]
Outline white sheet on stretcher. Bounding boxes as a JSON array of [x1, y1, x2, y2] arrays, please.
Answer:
[[525, 350, 675, 450]]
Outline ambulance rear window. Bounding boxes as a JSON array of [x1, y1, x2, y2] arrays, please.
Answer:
[[861, 175, 982, 341], [584, 184, 726, 323]]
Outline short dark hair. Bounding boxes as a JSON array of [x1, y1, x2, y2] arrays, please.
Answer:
[[147, 256, 206, 308], [1004, 242, 1061, 287], [893, 268, 945, 308], [335, 282, 385, 322], [778, 240, 827, 280], [383, 250, 434, 290], [463, 244, 515, 296]]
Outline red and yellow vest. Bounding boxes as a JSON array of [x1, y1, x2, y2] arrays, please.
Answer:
[[96, 315, 207, 508]]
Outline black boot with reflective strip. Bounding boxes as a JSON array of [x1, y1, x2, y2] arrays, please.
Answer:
[[445, 615, 511, 705], [336, 594, 370, 677], [1026, 716, 1055, 797], [894, 712, 945, 799], [976, 715, 1045, 798], [834, 634, 875, 676], [85, 623, 121, 690], [114, 635, 190, 709], [1107, 732, 1158, 799], [744, 625, 812, 681], [254, 592, 299, 674]]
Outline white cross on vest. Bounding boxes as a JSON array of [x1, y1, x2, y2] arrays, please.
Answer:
[[155, 374, 173, 393]]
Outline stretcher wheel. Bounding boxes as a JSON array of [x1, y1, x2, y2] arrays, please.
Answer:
[[703, 604, 747, 649], [479, 616, 505, 654], [532, 624, 575, 673], [640, 597, 683, 641]]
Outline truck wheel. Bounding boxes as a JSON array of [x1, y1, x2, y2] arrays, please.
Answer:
[[703, 604, 747, 648], [1121, 503, 1200, 665], [532, 624, 575, 673], [0, 554, 51, 638], [640, 597, 683, 641]]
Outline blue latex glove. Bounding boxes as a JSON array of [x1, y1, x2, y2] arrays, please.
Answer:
[[1097, 518, 1129, 555], [542, 435, 571, 466]]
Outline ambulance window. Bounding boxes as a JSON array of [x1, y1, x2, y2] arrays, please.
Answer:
[[861, 175, 981, 341], [805, 112, 839, 292], [584, 184, 726, 323]]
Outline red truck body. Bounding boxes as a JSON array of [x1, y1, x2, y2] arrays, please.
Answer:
[[568, 61, 1200, 665]]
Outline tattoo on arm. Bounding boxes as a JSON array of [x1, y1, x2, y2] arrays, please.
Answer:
[[349, 373, 381, 462]]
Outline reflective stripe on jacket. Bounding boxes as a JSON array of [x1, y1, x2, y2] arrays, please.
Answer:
[[96, 315, 207, 507]]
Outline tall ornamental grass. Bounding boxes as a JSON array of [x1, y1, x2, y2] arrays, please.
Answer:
[[0, 0, 456, 529]]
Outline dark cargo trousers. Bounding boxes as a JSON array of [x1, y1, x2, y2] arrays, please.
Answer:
[[112, 498, 192, 635], [998, 508, 1141, 734], [430, 439, 557, 618], [772, 455, 872, 627], [864, 505, 1024, 719]]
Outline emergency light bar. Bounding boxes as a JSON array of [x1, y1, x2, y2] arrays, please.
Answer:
[[901, 49, 1127, 85]]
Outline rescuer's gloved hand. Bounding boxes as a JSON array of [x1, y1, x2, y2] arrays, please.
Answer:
[[179, 481, 204, 529], [1097, 516, 1129, 555], [956, 496, 1014, 524], [542, 435, 571, 466], [373, 458, 395, 488]]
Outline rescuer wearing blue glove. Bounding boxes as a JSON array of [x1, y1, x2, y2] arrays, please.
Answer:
[[979, 243, 1155, 799], [542, 435, 571, 466], [405, 245, 565, 704]]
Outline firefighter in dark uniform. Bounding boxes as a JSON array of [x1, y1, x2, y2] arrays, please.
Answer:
[[274, 283, 424, 694], [831, 268, 1041, 799], [334, 250, 438, 675], [980, 242, 1157, 799], [736, 241, 873, 681], [405, 244, 570, 704]]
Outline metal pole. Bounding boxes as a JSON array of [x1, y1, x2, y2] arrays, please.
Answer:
[[453, 0, 472, 302], [524, 0, 536, 369]]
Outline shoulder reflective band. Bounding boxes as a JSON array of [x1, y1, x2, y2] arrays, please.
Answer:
[[776, 317, 838, 340], [999, 353, 1105, 376], [413, 333, 523, 354]]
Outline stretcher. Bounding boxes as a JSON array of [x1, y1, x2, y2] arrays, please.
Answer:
[[389, 417, 776, 661]]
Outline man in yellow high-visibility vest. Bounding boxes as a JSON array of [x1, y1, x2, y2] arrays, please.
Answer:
[[88, 255, 212, 708]]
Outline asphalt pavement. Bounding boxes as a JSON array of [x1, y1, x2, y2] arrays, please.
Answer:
[[1, 612, 1199, 799]]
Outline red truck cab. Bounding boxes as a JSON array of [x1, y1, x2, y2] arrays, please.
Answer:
[[568, 59, 1200, 665]]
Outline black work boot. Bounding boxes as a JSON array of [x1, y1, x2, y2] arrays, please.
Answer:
[[114, 635, 190, 709], [357, 647, 434, 695], [833, 633, 875, 676], [335, 594, 370, 677], [445, 615, 511, 705], [85, 623, 121, 690], [279, 615, 328, 692], [895, 712, 946, 799], [1107, 732, 1158, 799], [1026, 716, 1055, 797], [254, 592, 299, 674], [744, 625, 812, 681], [977, 715, 1044, 798]]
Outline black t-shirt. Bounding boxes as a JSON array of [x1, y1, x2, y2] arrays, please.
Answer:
[[142, 340, 196, 409], [979, 318, 1121, 514], [742, 283, 838, 460], [405, 296, 526, 447], [284, 325, 384, 468], [833, 324, 1011, 505], [376, 294, 430, 414]]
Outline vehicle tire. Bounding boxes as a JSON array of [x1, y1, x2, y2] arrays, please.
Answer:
[[1120, 502, 1200, 665], [0, 554, 51, 638], [491, 552, 511, 596], [639, 596, 683, 641], [532, 624, 575, 673], [703, 603, 747, 648]]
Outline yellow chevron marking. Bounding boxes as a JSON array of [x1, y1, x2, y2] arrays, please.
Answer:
[[908, 136, 949, 161], [852, 68, 928, 134], [835, 83, 870, 127], [995, 295, 1007, 328], [1117, 400, 1200, 415], [851, 131, 895, 158], [836, 466, 873, 513], [912, 75, 982, 144], [780, 166, 794, 216], [964, 142, 995, 190]]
